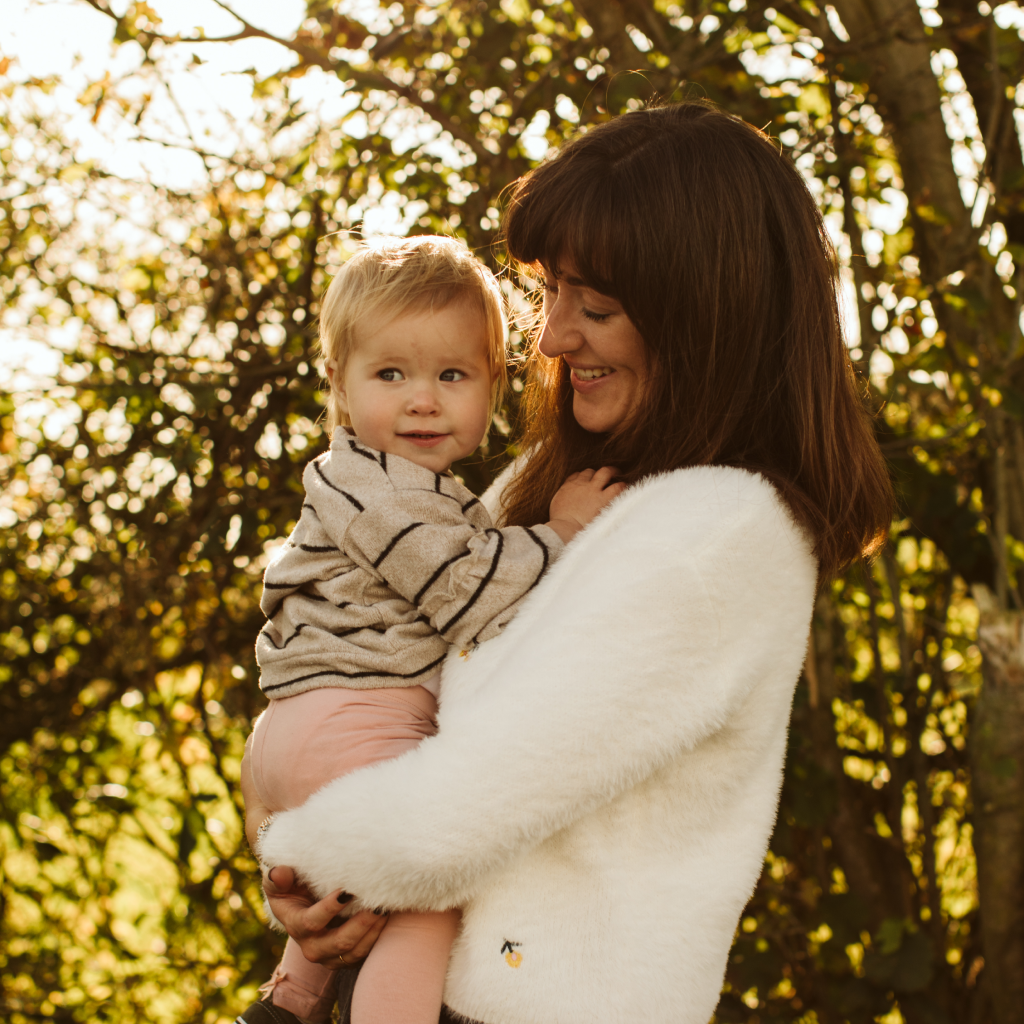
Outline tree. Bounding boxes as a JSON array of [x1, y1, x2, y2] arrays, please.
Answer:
[[3, 0, 1024, 1020]]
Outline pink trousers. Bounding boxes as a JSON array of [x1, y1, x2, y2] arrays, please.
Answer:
[[250, 684, 459, 1024]]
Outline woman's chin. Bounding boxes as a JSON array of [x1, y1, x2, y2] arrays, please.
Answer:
[[572, 394, 625, 434]]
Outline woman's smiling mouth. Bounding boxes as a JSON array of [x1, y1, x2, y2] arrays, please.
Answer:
[[569, 365, 617, 389]]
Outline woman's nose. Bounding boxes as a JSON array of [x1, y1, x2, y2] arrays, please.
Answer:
[[537, 298, 581, 358]]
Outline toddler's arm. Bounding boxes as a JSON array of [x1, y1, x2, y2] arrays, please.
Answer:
[[344, 468, 623, 648]]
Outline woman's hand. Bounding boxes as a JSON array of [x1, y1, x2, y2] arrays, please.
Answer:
[[547, 466, 625, 543], [264, 866, 389, 970], [242, 736, 388, 967]]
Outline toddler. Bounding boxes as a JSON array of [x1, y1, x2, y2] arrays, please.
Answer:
[[240, 236, 623, 1024]]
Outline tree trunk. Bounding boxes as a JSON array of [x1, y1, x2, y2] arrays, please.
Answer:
[[970, 584, 1024, 1020], [830, 0, 975, 278]]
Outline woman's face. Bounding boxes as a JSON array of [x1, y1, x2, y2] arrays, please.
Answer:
[[538, 262, 648, 434]]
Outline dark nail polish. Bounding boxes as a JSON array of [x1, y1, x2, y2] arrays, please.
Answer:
[[373, 906, 386, 915], [338, 892, 354, 904]]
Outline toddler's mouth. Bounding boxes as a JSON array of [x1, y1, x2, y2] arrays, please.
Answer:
[[400, 431, 449, 447]]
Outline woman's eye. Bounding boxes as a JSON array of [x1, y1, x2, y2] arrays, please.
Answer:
[[378, 368, 404, 382], [542, 278, 557, 295], [582, 308, 611, 323], [439, 369, 466, 382]]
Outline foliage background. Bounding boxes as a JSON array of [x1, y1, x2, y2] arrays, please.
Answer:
[[3, 0, 1024, 1021]]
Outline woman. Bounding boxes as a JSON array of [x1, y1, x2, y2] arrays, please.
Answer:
[[252, 101, 892, 1023]]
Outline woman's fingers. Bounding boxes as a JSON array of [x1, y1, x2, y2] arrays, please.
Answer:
[[264, 878, 331, 928], [340, 908, 390, 964], [263, 881, 387, 968], [298, 907, 389, 969], [305, 890, 358, 932], [251, 812, 388, 970], [263, 866, 325, 908], [264, 865, 297, 895]]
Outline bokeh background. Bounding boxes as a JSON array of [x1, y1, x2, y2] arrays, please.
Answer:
[[4, 1, 1024, 1021]]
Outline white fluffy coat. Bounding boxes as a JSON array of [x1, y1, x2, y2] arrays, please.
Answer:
[[259, 465, 817, 1024]]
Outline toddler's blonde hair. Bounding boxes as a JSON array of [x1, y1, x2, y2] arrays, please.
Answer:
[[319, 236, 508, 433]]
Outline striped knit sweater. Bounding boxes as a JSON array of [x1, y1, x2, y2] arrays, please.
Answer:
[[256, 432, 564, 699]]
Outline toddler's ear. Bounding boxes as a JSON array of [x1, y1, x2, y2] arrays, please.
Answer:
[[324, 359, 349, 413]]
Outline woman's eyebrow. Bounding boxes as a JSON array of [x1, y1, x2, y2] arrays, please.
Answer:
[[544, 266, 587, 288], [542, 264, 610, 296]]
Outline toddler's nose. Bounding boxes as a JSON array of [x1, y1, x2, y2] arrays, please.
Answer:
[[406, 384, 440, 415]]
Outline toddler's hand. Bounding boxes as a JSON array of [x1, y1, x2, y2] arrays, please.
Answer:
[[547, 467, 625, 544]]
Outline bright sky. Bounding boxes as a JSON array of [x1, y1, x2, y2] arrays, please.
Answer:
[[0, 0, 323, 187], [1, 0, 360, 387]]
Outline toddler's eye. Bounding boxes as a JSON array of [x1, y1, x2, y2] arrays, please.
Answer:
[[439, 369, 466, 382], [378, 368, 404, 382]]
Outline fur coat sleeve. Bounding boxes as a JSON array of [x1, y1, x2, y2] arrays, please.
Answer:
[[258, 465, 817, 913]]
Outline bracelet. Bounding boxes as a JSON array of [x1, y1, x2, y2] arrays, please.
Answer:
[[254, 814, 274, 857]]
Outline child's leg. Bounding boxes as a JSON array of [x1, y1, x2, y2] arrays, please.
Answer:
[[350, 910, 461, 1024], [262, 939, 339, 1023], [250, 685, 441, 1023]]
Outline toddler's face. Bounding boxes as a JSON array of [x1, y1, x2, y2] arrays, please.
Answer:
[[330, 297, 494, 473]]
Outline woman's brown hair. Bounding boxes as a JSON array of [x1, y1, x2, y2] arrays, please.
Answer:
[[499, 100, 892, 582]]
